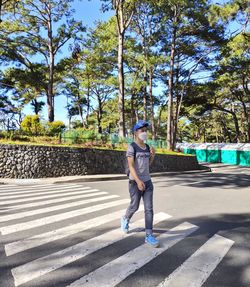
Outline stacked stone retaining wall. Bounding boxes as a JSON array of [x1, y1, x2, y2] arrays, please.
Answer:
[[0, 144, 201, 179]]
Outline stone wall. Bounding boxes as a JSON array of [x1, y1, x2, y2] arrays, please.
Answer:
[[0, 144, 201, 179]]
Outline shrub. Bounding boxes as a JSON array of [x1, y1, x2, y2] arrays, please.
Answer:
[[20, 115, 44, 136], [46, 121, 66, 136]]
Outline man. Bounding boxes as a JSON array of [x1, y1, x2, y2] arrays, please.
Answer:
[[121, 120, 159, 247]]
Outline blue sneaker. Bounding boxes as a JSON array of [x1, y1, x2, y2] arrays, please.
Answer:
[[121, 216, 129, 233], [145, 234, 159, 247]]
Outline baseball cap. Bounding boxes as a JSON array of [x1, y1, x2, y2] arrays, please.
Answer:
[[133, 120, 149, 132]]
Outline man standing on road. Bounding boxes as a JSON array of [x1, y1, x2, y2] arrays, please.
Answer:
[[121, 120, 159, 247]]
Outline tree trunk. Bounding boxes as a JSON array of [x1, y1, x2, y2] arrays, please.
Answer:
[[157, 104, 165, 138], [47, 3, 54, 122], [142, 32, 147, 121], [31, 99, 38, 115], [115, 0, 126, 138], [203, 124, 206, 143], [231, 112, 240, 143], [219, 106, 240, 143], [220, 117, 232, 143], [0, 0, 3, 22], [130, 90, 136, 132], [167, 10, 177, 150], [117, 31, 125, 137], [239, 95, 250, 142], [113, 0, 134, 137], [149, 68, 156, 140], [86, 74, 90, 127], [242, 76, 250, 141], [97, 95, 103, 134], [173, 53, 180, 147], [77, 97, 85, 128], [135, 110, 139, 122], [143, 65, 148, 121]]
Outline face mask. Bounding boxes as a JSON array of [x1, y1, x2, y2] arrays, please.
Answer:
[[138, 132, 147, 141]]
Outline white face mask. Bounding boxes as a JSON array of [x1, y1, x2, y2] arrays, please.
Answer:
[[138, 132, 147, 141]]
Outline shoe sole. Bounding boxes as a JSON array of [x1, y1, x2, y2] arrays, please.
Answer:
[[145, 240, 159, 248], [121, 219, 129, 234], [121, 225, 129, 234], [121, 227, 129, 233]]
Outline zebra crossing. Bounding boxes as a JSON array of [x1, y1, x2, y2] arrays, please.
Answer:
[[0, 183, 234, 287]]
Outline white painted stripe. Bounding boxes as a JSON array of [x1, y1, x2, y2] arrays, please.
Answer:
[[67, 222, 199, 287], [0, 183, 84, 189], [0, 199, 129, 235], [0, 184, 24, 189], [0, 183, 19, 186], [5, 204, 133, 256], [7, 192, 106, 211], [12, 211, 169, 286], [0, 184, 83, 193], [0, 192, 112, 223], [0, 186, 91, 198], [0, 189, 99, 205], [156, 234, 234, 287], [82, 179, 128, 183], [0, 184, 55, 189]]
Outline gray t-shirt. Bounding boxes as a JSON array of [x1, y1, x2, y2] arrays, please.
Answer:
[[126, 142, 151, 182]]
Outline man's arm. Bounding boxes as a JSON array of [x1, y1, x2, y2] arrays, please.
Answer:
[[149, 146, 155, 165]]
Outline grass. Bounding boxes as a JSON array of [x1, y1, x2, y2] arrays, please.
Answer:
[[0, 138, 191, 156]]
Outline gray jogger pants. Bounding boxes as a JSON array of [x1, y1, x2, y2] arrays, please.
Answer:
[[125, 179, 154, 234]]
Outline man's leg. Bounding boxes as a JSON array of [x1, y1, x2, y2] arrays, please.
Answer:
[[121, 180, 142, 233], [143, 180, 159, 247], [142, 180, 154, 234], [125, 180, 142, 220]]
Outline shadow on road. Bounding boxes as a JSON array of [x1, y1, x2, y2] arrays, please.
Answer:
[[1, 211, 250, 287], [118, 212, 250, 287], [154, 172, 250, 189]]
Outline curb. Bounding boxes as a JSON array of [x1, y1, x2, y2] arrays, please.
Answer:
[[0, 167, 211, 185]]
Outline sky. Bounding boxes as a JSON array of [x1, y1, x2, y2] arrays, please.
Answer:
[[73, 0, 113, 24]]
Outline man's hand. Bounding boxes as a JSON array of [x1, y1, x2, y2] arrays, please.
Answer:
[[136, 180, 145, 191], [150, 146, 155, 165], [150, 146, 155, 157]]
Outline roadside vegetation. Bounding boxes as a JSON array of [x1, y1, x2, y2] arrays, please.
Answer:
[[1, 1, 249, 148]]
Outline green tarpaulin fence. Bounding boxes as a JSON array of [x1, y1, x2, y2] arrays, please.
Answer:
[[177, 143, 250, 166]]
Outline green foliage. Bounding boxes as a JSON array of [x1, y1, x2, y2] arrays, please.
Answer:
[[62, 129, 99, 144], [20, 115, 44, 136], [70, 120, 83, 129], [0, 130, 29, 141], [0, 0, 85, 122], [46, 121, 66, 136], [1, 0, 249, 145]]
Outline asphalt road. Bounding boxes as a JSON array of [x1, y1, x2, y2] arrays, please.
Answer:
[[0, 166, 249, 287]]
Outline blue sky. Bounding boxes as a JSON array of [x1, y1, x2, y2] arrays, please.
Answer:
[[72, 0, 114, 25]]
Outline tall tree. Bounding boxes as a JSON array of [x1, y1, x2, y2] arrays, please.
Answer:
[[155, 0, 224, 149], [0, 0, 84, 122], [69, 20, 117, 131], [102, 0, 136, 137], [130, 1, 163, 140], [210, 0, 250, 142], [64, 72, 87, 128]]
